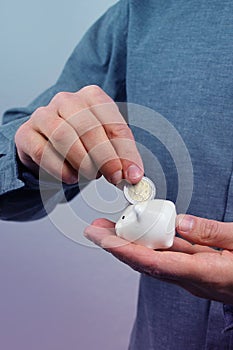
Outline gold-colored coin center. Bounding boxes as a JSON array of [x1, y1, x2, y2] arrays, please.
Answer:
[[124, 176, 156, 204], [127, 180, 152, 201]]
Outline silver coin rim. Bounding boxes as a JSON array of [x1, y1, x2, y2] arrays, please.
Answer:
[[123, 176, 156, 204]]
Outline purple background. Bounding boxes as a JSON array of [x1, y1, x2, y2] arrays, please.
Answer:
[[0, 1, 139, 349]]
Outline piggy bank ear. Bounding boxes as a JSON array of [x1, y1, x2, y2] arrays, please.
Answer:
[[133, 204, 145, 221]]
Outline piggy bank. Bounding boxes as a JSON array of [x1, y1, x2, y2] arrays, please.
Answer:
[[115, 199, 176, 249]]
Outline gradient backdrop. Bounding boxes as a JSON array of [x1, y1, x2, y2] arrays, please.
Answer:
[[0, 1, 139, 349]]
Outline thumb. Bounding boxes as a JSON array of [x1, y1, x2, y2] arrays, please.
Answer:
[[176, 214, 233, 250]]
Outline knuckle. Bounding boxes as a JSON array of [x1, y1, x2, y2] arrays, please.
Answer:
[[76, 113, 101, 135], [80, 85, 112, 103], [198, 219, 220, 242], [50, 126, 66, 144], [53, 91, 72, 105], [30, 106, 50, 125], [32, 106, 48, 119], [31, 144, 44, 164], [15, 122, 28, 142], [81, 85, 103, 96], [108, 123, 133, 139], [15, 121, 35, 150]]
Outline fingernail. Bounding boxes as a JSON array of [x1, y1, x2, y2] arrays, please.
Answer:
[[83, 229, 89, 238], [110, 170, 122, 184], [83, 227, 93, 240], [126, 164, 143, 182], [69, 174, 79, 184], [177, 215, 194, 233]]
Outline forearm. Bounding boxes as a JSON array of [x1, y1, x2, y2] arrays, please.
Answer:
[[0, 185, 80, 221]]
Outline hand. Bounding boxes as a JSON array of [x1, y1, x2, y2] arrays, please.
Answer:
[[84, 215, 233, 305], [15, 85, 143, 185]]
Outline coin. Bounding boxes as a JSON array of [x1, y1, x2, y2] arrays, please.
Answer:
[[123, 176, 156, 204]]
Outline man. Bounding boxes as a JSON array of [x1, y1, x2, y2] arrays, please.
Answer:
[[1, 0, 233, 348]]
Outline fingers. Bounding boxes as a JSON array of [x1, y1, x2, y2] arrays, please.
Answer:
[[15, 125, 79, 183], [51, 87, 143, 183], [30, 108, 98, 180], [84, 219, 202, 280], [88, 220, 215, 255], [176, 214, 233, 250], [85, 219, 129, 249], [18, 86, 144, 185], [90, 218, 116, 229], [169, 237, 215, 254], [85, 218, 233, 304], [89, 100, 144, 183]]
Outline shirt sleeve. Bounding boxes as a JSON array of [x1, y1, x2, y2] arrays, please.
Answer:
[[223, 304, 233, 333], [0, 0, 128, 221]]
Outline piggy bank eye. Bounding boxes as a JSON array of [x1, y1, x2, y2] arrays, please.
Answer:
[[122, 216, 125, 220]]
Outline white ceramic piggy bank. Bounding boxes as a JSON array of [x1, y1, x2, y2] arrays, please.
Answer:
[[115, 199, 176, 249]]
